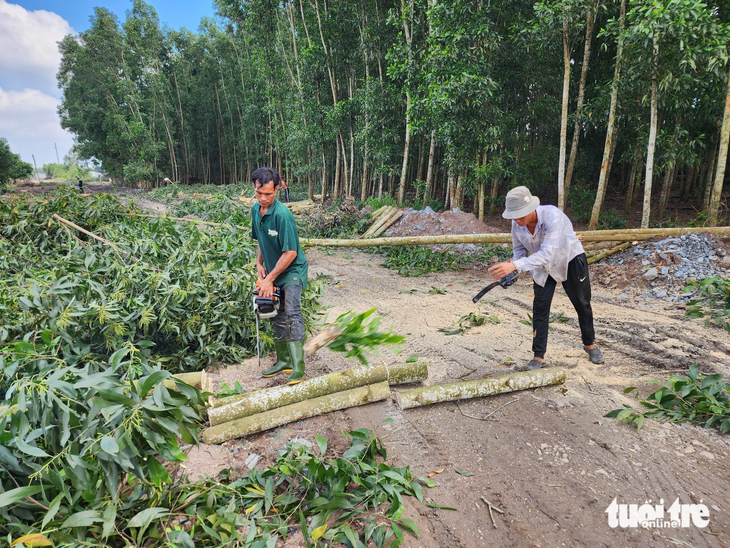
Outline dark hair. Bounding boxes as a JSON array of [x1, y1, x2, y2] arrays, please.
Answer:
[[251, 167, 280, 189]]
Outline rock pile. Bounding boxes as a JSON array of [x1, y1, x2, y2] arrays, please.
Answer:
[[601, 233, 730, 302]]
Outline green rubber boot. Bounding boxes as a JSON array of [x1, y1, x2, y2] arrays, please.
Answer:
[[262, 340, 292, 377], [286, 341, 306, 385]]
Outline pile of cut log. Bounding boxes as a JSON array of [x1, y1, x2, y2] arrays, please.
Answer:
[[360, 206, 403, 238]]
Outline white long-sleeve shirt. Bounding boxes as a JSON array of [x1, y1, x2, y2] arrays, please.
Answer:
[[511, 205, 584, 287]]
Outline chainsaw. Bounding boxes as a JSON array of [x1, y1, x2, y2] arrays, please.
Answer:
[[472, 271, 519, 304], [253, 284, 281, 368]]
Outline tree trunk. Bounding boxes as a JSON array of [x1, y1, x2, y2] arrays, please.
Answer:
[[564, 8, 594, 206], [624, 154, 640, 215], [398, 92, 412, 206], [203, 382, 391, 444], [208, 362, 427, 426], [709, 64, 730, 226], [395, 367, 566, 410], [658, 123, 681, 218], [642, 38, 659, 229], [703, 136, 718, 211], [424, 130, 436, 207], [557, 18, 571, 211], [589, 0, 625, 230]]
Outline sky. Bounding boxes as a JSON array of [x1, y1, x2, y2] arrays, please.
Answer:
[[0, 0, 216, 169]]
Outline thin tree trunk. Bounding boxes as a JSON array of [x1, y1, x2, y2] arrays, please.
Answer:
[[423, 130, 436, 207], [564, 8, 594, 205], [709, 64, 730, 226], [590, 0, 625, 230], [557, 18, 571, 211], [658, 123, 681, 218], [703, 135, 718, 210], [624, 154, 639, 215], [641, 38, 660, 229], [398, 92, 412, 206]]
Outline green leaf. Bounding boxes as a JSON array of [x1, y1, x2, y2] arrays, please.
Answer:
[[15, 437, 50, 458], [454, 468, 474, 477], [311, 524, 327, 540], [405, 354, 418, 363], [62, 510, 103, 528], [427, 503, 457, 510], [100, 435, 119, 455], [0, 485, 43, 508], [127, 506, 169, 528], [316, 434, 327, 455]]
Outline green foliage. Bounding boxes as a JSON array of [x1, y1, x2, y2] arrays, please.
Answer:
[[597, 208, 628, 230], [0, 337, 206, 545], [519, 312, 568, 330], [605, 363, 730, 433], [378, 246, 463, 277], [297, 202, 370, 239], [684, 277, 730, 333], [41, 163, 90, 181], [439, 312, 499, 336], [0, 138, 33, 186], [0, 188, 321, 372], [328, 309, 405, 365], [218, 381, 246, 398], [364, 195, 398, 211], [567, 184, 596, 223]]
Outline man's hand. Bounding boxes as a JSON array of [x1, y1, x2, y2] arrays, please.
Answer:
[[258, 276, 275, 298], [488, 261, 516, 280], [257, 263, 268, 281]]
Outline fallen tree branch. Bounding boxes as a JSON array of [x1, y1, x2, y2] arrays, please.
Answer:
[[370, 209, 404, 238], [395, 367, 566, 410], [208, 361, 428, 426], [203, 381, 391, 444]]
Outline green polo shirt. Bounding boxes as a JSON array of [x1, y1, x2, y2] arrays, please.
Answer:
[[251, 199, 308, 289]]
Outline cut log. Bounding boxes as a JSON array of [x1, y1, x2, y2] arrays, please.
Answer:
[[371, 209, 404, 238], [302, 227, 730, 248], [207, 361, 428, 425], [303, 325, 343, 354], [395, 367, 567, 410], [587, 241, 634, 265], [203, 381, 391, 444], [361, 207, 396, 238]]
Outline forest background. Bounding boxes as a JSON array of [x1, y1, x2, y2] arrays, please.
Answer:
[[57, 0, 730, 228]]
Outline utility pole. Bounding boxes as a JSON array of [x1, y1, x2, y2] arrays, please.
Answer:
[[55, 143, 60, 164]]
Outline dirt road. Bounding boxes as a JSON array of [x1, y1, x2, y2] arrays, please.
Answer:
[[202, 247, 730, 548]]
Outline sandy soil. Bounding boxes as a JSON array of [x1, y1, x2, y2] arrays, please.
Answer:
[[193, 246, 730, 548]]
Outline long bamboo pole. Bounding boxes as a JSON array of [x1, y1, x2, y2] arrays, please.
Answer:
[[208, 361, 427, 425], [302, 227, 730, 248], [395, 367, 567, 410], [203, 381, 391, 444]]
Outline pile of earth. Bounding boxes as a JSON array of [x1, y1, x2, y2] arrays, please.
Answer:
[[379, 206, 506, 257], [592, 232, 730, 303]]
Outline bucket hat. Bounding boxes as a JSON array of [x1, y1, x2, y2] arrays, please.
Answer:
[[503, 186, 540, 219]]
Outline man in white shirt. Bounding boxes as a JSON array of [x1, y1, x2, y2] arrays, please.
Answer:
[[488, 186, 604, 370]]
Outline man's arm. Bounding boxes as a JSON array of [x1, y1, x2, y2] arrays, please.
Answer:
[[257, 249, 297, 297]]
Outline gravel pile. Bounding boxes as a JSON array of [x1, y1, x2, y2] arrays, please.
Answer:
[[602, 233, 730, 302]]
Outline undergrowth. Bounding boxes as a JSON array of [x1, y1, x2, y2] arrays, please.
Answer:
[[606, 363, 730, 433], [375, 244, 511, 277], [684, 276, 730, 333]]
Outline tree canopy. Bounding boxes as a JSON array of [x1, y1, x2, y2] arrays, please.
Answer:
[[57, 0, 730, 225]]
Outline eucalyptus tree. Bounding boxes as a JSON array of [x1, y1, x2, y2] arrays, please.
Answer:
[[618, 0, 728, 228], [531, 0, 594, 210]]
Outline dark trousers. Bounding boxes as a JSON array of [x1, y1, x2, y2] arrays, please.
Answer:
[[271, 282, 305, 342], [532, 253, 595, 359]]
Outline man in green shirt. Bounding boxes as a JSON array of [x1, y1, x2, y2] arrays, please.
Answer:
[[251, 167, 309, 384]]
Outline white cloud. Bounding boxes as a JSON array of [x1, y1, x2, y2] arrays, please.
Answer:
[[0, 87, 74, 167], [0, 1, 75, 96]]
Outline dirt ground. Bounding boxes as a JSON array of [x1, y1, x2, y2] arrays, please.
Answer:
[[191, 245, 730, 548], [10, 182, 730, 546]]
